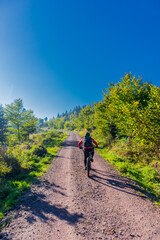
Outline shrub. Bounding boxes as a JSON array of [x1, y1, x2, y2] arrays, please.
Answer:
[[31, 145, 47, 157]]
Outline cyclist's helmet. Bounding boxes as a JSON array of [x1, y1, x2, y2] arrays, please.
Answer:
[[85, 132, 90, 137]]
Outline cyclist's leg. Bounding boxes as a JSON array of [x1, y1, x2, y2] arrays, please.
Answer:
[[91, 148, 94, 161]]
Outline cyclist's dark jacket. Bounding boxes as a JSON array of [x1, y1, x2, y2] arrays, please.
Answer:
[[78, 137, 98, 149]]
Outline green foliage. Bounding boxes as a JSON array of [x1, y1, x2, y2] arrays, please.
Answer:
[[47, 105, 85, 131], [0, 105, 7, 144], [95, 73, 160, 160], [78, 105, 95, 131], [38, 118, 44, 127], [64, 121, 70, 129], [48, 104, 96, 133], [4, 99, 38, 142], [21, 113, 38, 140], [0, 130, 68, 224], [48, 117, 65, 129]]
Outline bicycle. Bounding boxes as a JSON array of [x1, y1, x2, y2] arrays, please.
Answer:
[[86, 151, 93, 177], [80, 146, 97, 177]]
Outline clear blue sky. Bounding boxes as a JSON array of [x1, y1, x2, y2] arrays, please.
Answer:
[[0, 0, 160, 119]]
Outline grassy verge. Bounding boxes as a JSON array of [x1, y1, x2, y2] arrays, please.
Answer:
[[97, 148, 160, 204], [0, 130, 68, 230]]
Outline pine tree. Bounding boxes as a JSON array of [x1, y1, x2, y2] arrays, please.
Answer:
[[0, 105, 7, 144], [5, 99, 38, 142]]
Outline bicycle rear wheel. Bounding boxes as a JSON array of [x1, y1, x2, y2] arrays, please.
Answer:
[[87, 158, 91, 177]]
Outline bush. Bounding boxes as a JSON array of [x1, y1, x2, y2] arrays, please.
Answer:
[[0, 185, 12, 201], [32, 145, 47, 157], [4, 156, 23, 176]]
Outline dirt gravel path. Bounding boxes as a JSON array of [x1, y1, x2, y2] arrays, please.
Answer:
[[1, 132, 160, 240]]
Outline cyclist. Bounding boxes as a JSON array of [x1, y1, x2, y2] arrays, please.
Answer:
[[78, 132, 98, 170]]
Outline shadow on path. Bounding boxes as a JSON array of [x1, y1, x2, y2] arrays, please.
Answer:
[[1, 179, 83, 240], [1, 194, 83, 240], [41, 179, 67, 197], [23, 193, 83, 225], [63, 140, 79, 148], [18, 179, 84, 225], [90, 168, 159, 202]]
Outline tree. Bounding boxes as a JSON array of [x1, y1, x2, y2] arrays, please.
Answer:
[[21, 111, 38, 140], [38, 118, 44, 127], [0, 105, 7, 144], [95, 73, 160, 158], [5, 99, 38, 142], [79, 105, 95, 131], [64, 121, 70, 129]]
